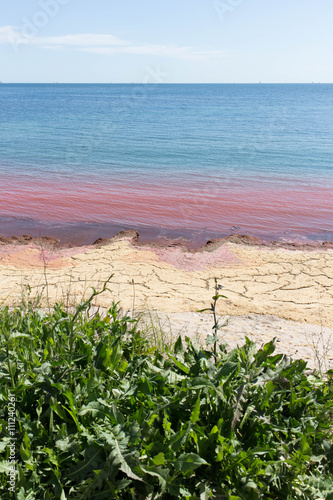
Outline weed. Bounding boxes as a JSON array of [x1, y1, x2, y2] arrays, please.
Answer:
[[199, 277, 228, 363], [0, 278, 332, 499]]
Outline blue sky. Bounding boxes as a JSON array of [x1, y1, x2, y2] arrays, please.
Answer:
[[0, 0, 332, 83]]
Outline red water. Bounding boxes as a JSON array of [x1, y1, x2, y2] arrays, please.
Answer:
[[1, 173, 332, 239]]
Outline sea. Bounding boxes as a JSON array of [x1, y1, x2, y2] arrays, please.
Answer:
[[0, 83, 332, 245]]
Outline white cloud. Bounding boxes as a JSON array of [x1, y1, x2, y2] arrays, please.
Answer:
[[0, 26, 23, 44], [0, 26, 125, 47], [82, 44, 226, 60], [0, 25, 226, 60], [37, 33, 127, 47]]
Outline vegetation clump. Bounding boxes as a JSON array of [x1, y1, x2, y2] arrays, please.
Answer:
[[0, 280, 332, 499]]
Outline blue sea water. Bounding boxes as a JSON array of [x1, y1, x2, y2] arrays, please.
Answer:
[[0, 83, 332, 243]]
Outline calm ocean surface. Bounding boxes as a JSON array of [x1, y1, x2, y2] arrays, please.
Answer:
[[0, 83, 332, 243]]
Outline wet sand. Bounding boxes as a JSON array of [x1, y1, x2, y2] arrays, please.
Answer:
[[0, 232, 332, 369]]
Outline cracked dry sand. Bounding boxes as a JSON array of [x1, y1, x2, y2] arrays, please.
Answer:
[[0, 235, 332, 368]]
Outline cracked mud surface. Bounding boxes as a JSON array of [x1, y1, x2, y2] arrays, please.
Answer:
[[0, 234, 332, 368]]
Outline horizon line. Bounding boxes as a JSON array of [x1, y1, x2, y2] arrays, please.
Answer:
[[0, 81, 332, 85]]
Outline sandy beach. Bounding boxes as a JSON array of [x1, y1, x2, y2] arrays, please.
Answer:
[[0, 231, 332, 369]]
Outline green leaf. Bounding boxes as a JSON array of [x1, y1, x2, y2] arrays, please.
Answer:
[[19, 431, 31, 461], [63, 390, 76, 410], [152, 453, 165, 466], [212, 294, 228, 300], [174, 336, 185, 356], [110, 438, 143, 482], [168, 355, 190, 374], [110, 342, 122, 370], [140, 465, 167, 491], [266, 380, 274, 398], [50, 403, 71, 422], [62, 405, 80, 429], [190, 396, 200, 424], [169, 428, 189, 451], [60, 490, 67, 500], [10, 332, 32, 339], [173, 453, 208, 473], [216, 361, 238, 380], [243, 479, 258, 490], [0, 460, 11, 473], [68, 445, 104, 480], [190, 377, 213, 389]]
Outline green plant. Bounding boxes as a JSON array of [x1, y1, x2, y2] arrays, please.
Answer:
[[136, 309, 176, 354], [0, 279, 332, 499], [199, 278, 228, 363]]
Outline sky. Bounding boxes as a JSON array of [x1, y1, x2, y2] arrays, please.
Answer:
[[0, 0, 332, 83]]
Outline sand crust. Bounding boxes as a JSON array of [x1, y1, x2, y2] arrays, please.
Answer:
[[0, 232, 332, 369]]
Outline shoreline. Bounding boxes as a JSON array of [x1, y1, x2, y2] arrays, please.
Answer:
[[1, 227, 333, 252], [0, 215, 333, 249]]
